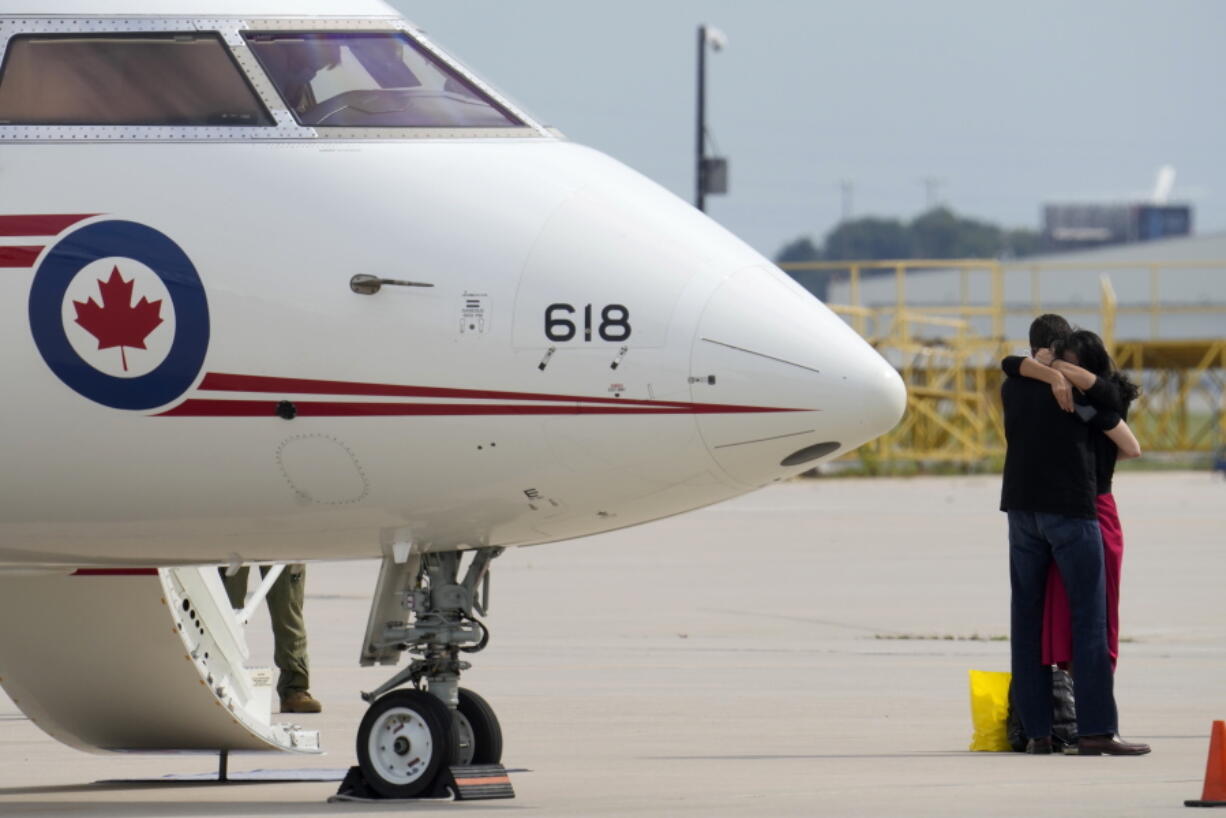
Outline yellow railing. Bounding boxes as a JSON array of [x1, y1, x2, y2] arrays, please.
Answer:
[[782, 258, 1226, 464], [785, 258, 1226, 342]]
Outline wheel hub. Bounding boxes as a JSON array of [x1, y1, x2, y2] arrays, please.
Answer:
[[454, 711, 475, 765], [369, 708, 433, 785]]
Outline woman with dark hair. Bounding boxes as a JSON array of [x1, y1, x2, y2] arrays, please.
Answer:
[[1003, 329, 1141, 671], [1041, 330, 1140, 671]]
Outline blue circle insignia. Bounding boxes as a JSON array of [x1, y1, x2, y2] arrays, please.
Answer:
[[28, 220, 210, 411]]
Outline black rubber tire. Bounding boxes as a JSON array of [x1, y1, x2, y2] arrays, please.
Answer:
[[356, 689, 459, 799], [457, 687, 503, 765]]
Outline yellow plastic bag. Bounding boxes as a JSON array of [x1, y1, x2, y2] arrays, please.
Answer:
[[968, 669, 1012, 752]]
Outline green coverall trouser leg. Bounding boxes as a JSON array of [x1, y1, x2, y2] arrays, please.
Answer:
[[220, 564, 311, 700]]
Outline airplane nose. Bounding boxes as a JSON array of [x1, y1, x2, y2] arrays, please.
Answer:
[[691, 267, 906, 487]]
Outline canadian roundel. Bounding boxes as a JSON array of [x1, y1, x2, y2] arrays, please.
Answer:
[[28, 220, 209, 410]]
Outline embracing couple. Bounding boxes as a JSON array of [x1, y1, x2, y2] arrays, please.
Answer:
[[999, 313, 1150, 756]]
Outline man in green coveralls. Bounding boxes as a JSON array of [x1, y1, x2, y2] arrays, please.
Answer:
[[222, 564, 322, 713]]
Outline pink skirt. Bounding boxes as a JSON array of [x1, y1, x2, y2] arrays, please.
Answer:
[[1041, 493, 1123, 670]]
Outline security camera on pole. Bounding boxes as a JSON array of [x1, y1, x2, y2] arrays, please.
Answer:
[[695, 24, 728, 212]]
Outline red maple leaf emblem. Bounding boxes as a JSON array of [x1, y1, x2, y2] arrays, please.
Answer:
[[73, 266, 164, 372]]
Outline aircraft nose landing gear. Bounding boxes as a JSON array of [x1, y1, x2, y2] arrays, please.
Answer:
[[342, 547, 511, 801]]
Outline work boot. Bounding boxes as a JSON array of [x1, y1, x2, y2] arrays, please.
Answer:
[[281, 690, 322, 713], [1025, 737, 1053, 754]]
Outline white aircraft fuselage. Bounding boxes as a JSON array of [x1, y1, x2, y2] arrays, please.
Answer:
[[0, 1, 906, 571], [0, 0, 910, 789]]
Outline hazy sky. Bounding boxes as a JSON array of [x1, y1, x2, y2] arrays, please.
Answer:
[[393, 1, 1225, 257]]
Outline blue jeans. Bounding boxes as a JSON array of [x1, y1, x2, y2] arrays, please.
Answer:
[[1008, 510, 1117, 738]]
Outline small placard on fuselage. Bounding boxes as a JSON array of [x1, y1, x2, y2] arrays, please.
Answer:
[[461, 293, 490, 335]]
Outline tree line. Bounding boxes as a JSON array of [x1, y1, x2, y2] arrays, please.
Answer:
[[775, 207, 1041, 299]]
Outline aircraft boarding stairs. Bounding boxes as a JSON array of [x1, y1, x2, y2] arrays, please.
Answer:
[[0, 566, 319, 754]]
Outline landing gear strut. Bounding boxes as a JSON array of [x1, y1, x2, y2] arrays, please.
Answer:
[[352, 547, 505, 799]]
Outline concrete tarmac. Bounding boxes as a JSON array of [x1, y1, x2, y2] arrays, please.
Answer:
[[0, 471, 1221, 816]]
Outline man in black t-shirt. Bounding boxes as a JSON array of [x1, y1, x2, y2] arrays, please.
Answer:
[[1000, 314, 1148, 755]]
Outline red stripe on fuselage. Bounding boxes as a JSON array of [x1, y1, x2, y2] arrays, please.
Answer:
[[0, 214, 95, 237], [158, 399, 801, 418], [0, 246, 42, 267], [200, 372, 692, 409]]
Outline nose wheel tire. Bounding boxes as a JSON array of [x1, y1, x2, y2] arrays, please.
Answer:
[[356, 689, 459, 799], [455, 687, 503, 765]]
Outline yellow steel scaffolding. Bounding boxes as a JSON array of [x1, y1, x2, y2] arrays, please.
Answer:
[[781, 259, 1226, 466]]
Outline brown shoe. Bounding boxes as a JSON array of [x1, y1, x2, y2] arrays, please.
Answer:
[[281, 690, 322, 713], [1076, 735, 1150, 756]]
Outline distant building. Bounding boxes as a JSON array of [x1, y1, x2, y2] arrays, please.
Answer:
[[1043, 202, 1192, 251]]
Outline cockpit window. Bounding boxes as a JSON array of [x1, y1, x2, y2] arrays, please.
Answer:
[[0, 33, 273, 126], [243, 31, 523, 128]]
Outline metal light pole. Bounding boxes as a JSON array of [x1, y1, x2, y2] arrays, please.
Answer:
[[695, 24, 728, 212], [695, 25, 707, 212]]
